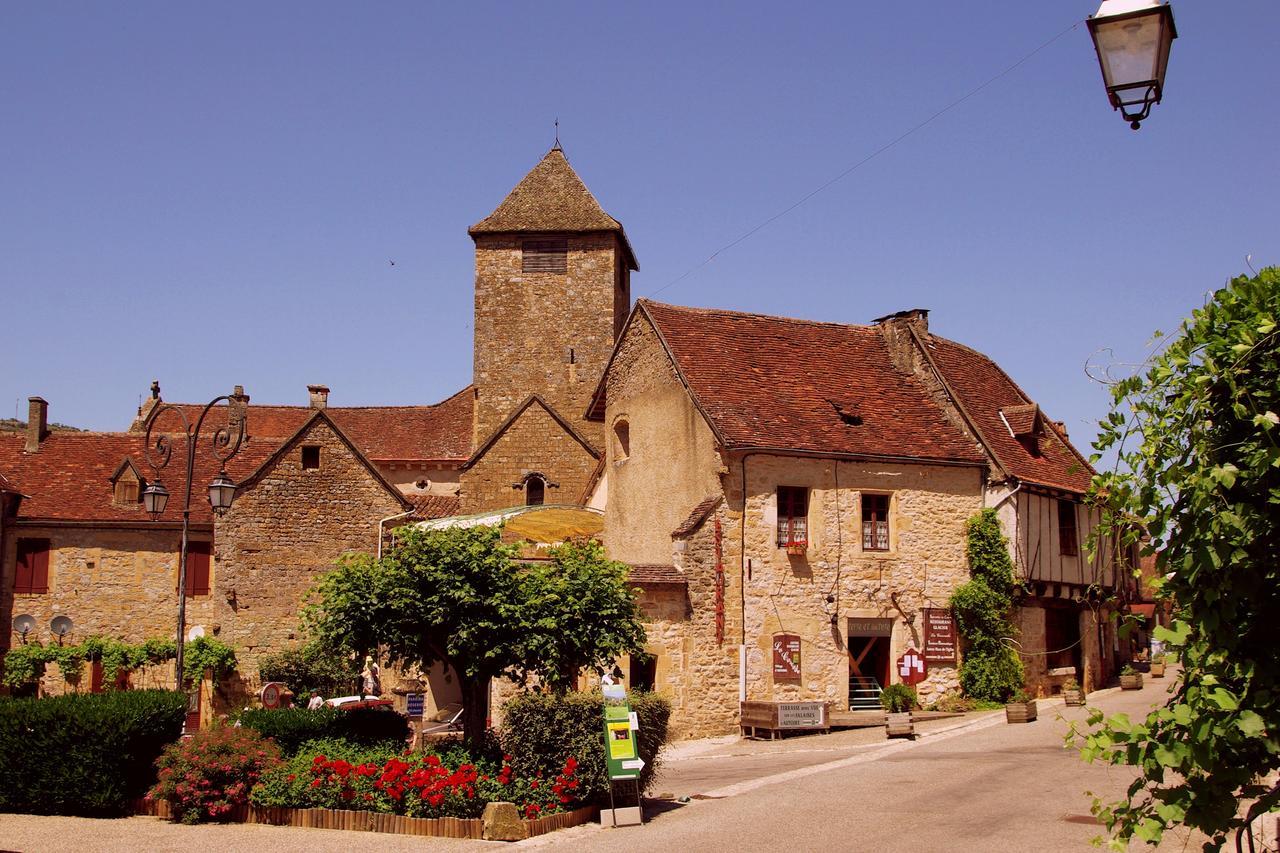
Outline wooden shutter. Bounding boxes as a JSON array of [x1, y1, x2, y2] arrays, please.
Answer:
[[186, 541, 211, 596], [522, 239, 567, 273], [15, 539, 50, 594]]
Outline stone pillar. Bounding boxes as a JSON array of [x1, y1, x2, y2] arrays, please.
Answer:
[[25, 397, 48, 453]]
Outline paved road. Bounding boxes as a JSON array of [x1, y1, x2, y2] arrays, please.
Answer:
[[535, 682, 1205, 852]]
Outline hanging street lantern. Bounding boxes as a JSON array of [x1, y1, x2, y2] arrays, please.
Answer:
[[1088, 0, 1177, 130], [142, 479, 170, 519], [208, 470, 237, 515]]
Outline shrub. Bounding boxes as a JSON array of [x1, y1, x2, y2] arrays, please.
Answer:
[[257, 641, 359, 701], [0, 689, 185, 816], [951, 509, 1025, 702], [878, 683, 917, 713], [149, 725, 281, 824], [500, 690, 671, 801], [926, 694, 1005, 713], [237, 706, 409, 756]]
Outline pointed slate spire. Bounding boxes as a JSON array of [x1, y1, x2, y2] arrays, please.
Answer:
[[470, 147, 637, 268]]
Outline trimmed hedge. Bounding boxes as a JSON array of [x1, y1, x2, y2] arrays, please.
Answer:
[[236, 706, 409, 756], [0, 689, 186, 816], [501, 690, 671, 801]]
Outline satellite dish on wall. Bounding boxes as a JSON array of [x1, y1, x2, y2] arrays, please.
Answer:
[[12, 614, 36, 642], [187, 625, 206, 641], [50, 615, 74, 643]]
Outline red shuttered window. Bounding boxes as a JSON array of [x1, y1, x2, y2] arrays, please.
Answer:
[[185, 541, 211, 596], [776, 486, 809, 548], [14, 539, 50, 594]]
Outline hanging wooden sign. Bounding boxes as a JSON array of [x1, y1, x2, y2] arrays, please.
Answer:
[[772, 633, 802, 682]]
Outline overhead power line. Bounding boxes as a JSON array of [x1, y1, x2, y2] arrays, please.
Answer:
[[647, 18, 1083, 299]]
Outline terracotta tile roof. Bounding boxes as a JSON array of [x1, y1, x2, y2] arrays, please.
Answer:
[[639, 301, 986, 464], [0, 470, 21, 494], [671, 496, 722, 539], [0, 432, 275, 523], [926, 337, 1094, 494], [408, 494, 461, 520], [145, 387, 474, 464], [627, 564, 687, 587], [1000, 403, 1040, 437], [468, 147, 637, 270]]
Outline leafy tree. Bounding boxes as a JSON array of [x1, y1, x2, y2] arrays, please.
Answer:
[[1074, 268, 1280, 850], [950, 508, 1024, 702], [304, 525, 646, 743], [257, 640, 360, 700]]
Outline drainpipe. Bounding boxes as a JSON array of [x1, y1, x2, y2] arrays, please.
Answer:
[[738, 452, 762, 706], [377, 508, 417, 559]]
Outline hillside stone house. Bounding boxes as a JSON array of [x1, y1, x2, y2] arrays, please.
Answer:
[[1, 146, 1134, 735]]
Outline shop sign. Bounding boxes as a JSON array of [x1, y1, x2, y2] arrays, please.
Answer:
[[777, 701, 825, 729], [897, 648, 928, 686], [603, 682, 645, 780], [406, 692, 425, 718], [847, 617, 894, 637], [772, 633, 802, 682], [923, 608, 958, 663]]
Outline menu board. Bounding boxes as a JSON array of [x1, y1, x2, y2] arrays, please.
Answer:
[[772, 633, 802, 682], [923, 608, 957, 663]]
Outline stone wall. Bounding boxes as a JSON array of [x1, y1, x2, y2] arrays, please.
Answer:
[[214, 417, 406, 685], [459, 403, 599, 514], [603, 313, 723, 564], [472, 232, 626, 450]]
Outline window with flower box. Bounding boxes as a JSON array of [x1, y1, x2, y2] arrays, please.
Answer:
[[862, 493, 891, 552], [776, 486, 809, 549]]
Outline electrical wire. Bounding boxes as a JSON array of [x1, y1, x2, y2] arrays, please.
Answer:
[[646, 17, 1083, 299]]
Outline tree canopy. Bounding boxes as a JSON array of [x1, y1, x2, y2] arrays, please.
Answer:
[[304, 525, 646, 743], [1075, 267, 1280, 850]]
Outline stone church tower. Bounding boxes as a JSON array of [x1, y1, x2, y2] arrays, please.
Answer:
[[459, 145, 638, 512]]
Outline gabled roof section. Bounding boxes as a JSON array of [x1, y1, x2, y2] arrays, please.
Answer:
[[139, 386, 475, 464], [0, 432, 273, 523], [1000, 403, 1040, 437], [469, 147, 638, 270], [672, 496, 723, 539], [109, 457, 146, 485], [634, 301, 985, 465], [235, 409, 412, 511], [627, 564, 688, 588], [408, 493, 461, 520], [465, 395, 600, 470], [926, 337, 1094, 494]]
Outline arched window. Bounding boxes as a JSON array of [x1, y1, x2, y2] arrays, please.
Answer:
[[526, 475, 546, 506], [613, 418, 630, 462]]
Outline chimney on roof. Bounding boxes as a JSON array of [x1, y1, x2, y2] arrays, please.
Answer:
[[873, 309, 930, 374], [307, 385, 330, 410], [1053, 420, 1068, 439], [25, 397, 48, 453]]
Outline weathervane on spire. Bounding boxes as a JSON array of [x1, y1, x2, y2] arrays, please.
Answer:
[[553, 118, 561, 150]]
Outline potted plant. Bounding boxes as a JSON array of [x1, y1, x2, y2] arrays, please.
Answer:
[[1119, 665, 1144, 690], [785, 539, 808, 556], [1149, 653, 1166, 678], [880, 684, 917, 738], [1005, 689, 1037, 723], [1061, 679, 1085, 706]]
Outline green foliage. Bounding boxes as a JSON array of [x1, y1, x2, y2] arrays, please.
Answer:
[[0, 690, 185, 816], [1075, 268, 1280, 850], [500, 690, 671, 801], [1, 635, 225, 689], [236, 707, 410, 756], [879, 683, 917, 713], [149, 725, 281, 824], [2, 643, 49, 686], [304, 525, 646, 743], [257, 641, 360, 700], [926, 694, 1006, 713], [182, 636, 236, 685], [950, 509, 1024, 702]]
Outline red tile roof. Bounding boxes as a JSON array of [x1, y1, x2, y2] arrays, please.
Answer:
[[639, 301, 986, 464], [627, 564, 687, 587], [1000, 404, 1039, 437], [407, 494, 461, 520], [144, 387, 474, 464], [0, 432, 275, 523], [671, 496, 722, 539], [926, 337, 1094, 494]]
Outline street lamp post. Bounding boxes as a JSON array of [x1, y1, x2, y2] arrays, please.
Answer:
[[141, 388, 247, 691], [1088, 0, 1177, 130]]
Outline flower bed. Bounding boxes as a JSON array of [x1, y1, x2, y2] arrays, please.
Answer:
[[132, 797, 597, 840]]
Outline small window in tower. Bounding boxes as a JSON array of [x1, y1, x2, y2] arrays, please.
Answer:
[[526, 475, 546, 506], [301, 445, 321, 470], [613, 419, 630, 463], [522, 239, 567, 273]]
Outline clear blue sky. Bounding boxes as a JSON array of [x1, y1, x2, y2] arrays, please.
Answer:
[[3, 2, 1276, 459]]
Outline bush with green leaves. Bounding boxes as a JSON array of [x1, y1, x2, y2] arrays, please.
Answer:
[[500, 689, 670, 801], [236, 706, 409, 756], [878, 683, 917, 713], [1073, 267, 1280, 849], [0, 689, 185, 816], [950, 509, 1024, 702], [2, 635, 231, 689], [257, 641, 360, 701], [148, 724, 281, 824]]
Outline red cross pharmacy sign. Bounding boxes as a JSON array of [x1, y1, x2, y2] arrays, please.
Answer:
[[897, 648, 928, 686]]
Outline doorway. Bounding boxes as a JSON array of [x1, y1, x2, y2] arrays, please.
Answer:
[[847, 635, 890, 710]]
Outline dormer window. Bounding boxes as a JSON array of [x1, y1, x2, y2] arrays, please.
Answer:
[[110, 459, 145, 506], [1001, 404, 1043, 457], [522, 239, 567, 273]]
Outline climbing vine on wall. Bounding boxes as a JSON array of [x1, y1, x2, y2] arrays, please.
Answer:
[[2, 635, 235, 688], [950, 508, 1024, 702]]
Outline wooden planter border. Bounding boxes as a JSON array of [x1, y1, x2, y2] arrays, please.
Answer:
[[1005, 700, 1038, 723], [132, 798, 597, 840]]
